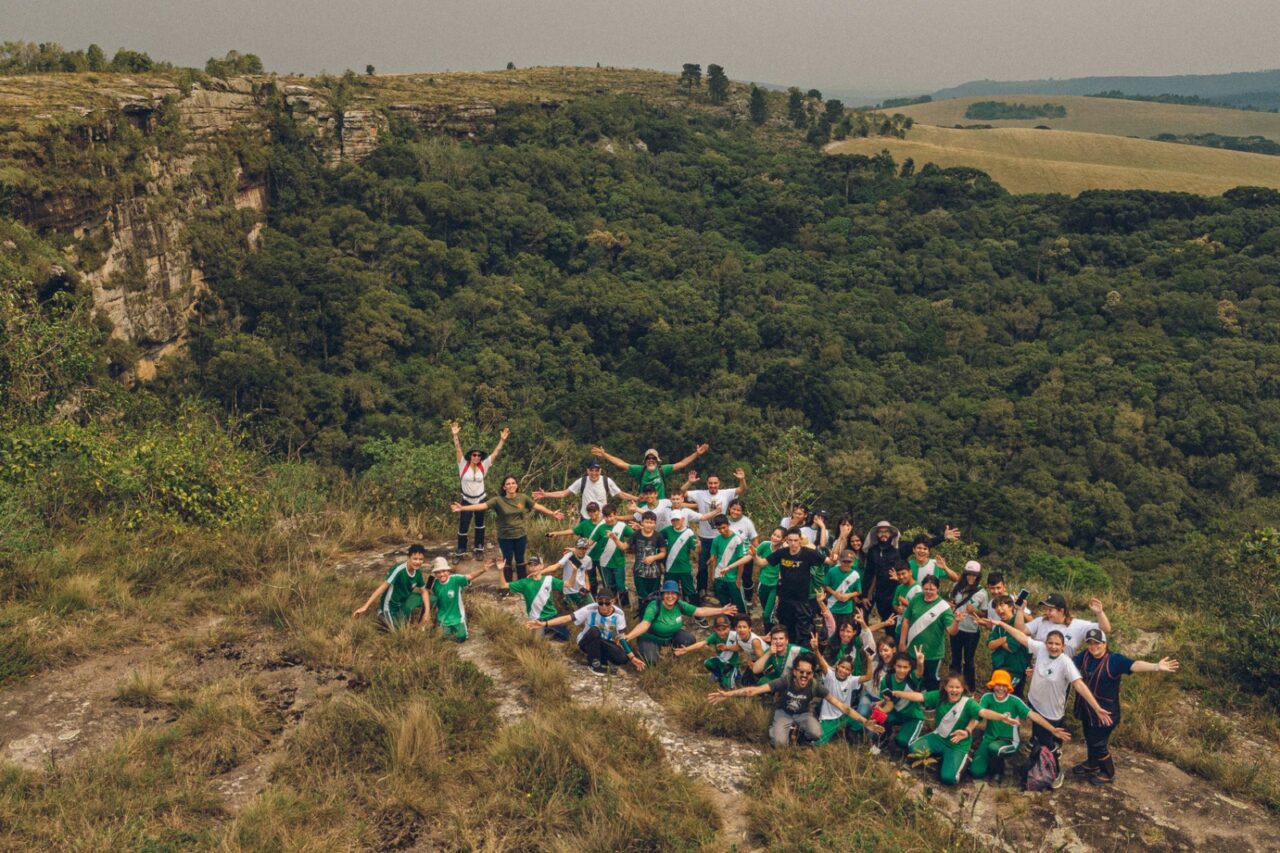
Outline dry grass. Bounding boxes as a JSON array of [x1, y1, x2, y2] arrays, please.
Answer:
[[636, 654, 772, 743], [895, 94, 1280, 141], [827, 124, 1280, 196]]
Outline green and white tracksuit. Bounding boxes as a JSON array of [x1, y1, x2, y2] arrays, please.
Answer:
[[908, 691, 982, 785]]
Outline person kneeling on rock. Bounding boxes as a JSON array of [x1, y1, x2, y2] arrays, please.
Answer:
[[533, 588, 644, 675], [707, 651, 881, 747]]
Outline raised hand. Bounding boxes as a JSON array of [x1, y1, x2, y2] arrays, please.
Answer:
[[913, 645, 925, 664], [1158, 657, 1180, 672], [944, 525, 961, 541], [590, 446, 606, 457], [499, 427, 510, 440], [450, 422, 461, 436], [696, 443, 710, 456], [1088, 597, 1106, 615], [733, 467, 746, 480]]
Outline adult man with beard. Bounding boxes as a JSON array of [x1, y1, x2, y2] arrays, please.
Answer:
[[861, 521, 961, 620]]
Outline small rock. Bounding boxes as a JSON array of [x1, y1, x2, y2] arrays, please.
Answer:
[[57, 728, 81, 742]]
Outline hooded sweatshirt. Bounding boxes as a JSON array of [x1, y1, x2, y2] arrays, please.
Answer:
[[861, 521, 942, 603]]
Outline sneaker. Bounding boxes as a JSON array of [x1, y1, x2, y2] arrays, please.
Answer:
[[1051, 769, 1065, 789], [1087, 773, 1114, 787], [694, 617, 710, 629], [452, 552, 466, 562], [588, 660, 607, 676], [472, 549, 484, 560], [1072, 762, 1099, 777]]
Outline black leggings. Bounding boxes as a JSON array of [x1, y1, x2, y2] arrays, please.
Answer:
[[950, 630, 980, 691], [498, 536, 528, 582], [457, 496, 486, 552], [1082, 720, 1115, 765], [579, 627, 630, 665], [1030, 710, 1066, 755]]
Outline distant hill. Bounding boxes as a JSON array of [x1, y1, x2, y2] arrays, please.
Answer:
[[826, 124, 1280, 196], [895, 95, 1280, 142], [932, 69, 1280, 111]]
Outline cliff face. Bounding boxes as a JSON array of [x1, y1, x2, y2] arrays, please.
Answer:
[[1, 73, 496, 377]]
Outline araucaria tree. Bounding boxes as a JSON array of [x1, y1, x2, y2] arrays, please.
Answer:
[[749, 85, 768, 124], [707, 64, 729, 103], [680, 63, 702, 92]]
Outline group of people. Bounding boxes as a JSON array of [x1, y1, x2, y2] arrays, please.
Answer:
[[354, 431, 1180, 792]]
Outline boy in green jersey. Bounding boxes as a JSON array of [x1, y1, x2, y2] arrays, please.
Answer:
[[987, 594, 1032, 698], [590, 444, 707, 499], [710, 515, 752, 616], [660, 510, 699, 600], [823, 548, 862, 630], [750, 625, 811, 681], [972, 669, 1073, 782], [595, 504, 634, 606], [505, 562, 568, 641], [546, 501, 607, 591], [428, 556, 491, 642], [891, 562, 921, 614], [876, 649, 927, 751], [675, 614, 739, 688], [353, 544, 428, 629]]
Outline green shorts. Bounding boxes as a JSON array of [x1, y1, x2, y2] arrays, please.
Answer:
[[439, 622, 469, 642]]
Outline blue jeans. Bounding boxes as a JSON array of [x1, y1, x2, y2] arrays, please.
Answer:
[[498, 536, 528, 582]]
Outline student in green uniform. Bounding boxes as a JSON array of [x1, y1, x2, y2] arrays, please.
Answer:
[[623, 580, 734, 665], [353, 544, 429, 629], [971, 669, 1073, 782], [675, 614, 739, 688], [890, 674, 982, 785], [906, 535, 960, 583], [427, 556, 491, 642], [504, 561, 569, 641], [592, 504, 634, 606], [811, 629, 885, 744], [750, 625, 811, 681], [590, 444, 707, 499], [876, 649, 927, 751], [987, 594, 1032, 699], [660, 510, 699, 601], [823, 548, 863, 630], [753, 527, 785, 628], [898, 573, 959, 691], [891, 562, 921, 614], [710, 514, 752, 616]]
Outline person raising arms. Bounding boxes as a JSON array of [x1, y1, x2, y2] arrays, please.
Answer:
[[684, 469, 749, 605], [1025, 593, 1112, 656], [862, 521, 961, 620], [451, 476, 563, 583], [1070, 628, 1179, 786], [971, 669, 1072, 784], [591, 444, 708, 499], [708, 652, 877, 747], [534, 459, 637, 521], [449, 423, 509, 560], [623, 580, 735, 666], [809, 629, 886, 744]]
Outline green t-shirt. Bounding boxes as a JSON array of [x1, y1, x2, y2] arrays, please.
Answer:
[[591, 521, 633, 570], [380, 562, 425, 619], [880, 673, 924, 719], [893, 582, 920, 610], [923, 691, 981, 740], [486, 494, 536, 539], [990, 620, 1031, 680], [661, 525, 696, 574], [762, 643, 810, 680], [902, 594, 955, 661], [710, 532, 749, 583], [627, 462, 675, 498], [573, 517, 609, 562], [756, 541, 777, 586], [508, 575, 564, 621], [908, 555, 938, 583], [824, 565, 862, 615], [979, 692, 1031, 742], [641, 599, 698, 642], [429, 575, 470, 626], [705, 633, 737, 664]]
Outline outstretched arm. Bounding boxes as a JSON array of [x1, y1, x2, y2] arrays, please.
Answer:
[[623, 620, 652, 643], [465, 561, 494, 583], [451, 500, 489, 513], [673, 639, 710, 657], [533, 488, 571, 500], [707, 683, 772, 703], [1026, 709, 1074, 741], [693, 603, 737, 619], [591, 447, 630, 471], [488, 427, 510, 464], [978, 617, 1033, 650], [354, 581, 390, 617], [1088, 598, 1112, 634], [671, 444, 709, 472], [533, 502, 564, 520], [1130, 657, 1179, 674]]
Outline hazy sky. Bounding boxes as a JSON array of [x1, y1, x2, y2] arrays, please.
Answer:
[[5, 0, 1278, 95]]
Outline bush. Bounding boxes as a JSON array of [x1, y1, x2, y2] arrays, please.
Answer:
[[360, 438, 458, 513], [1022, 552, 1112, 593]]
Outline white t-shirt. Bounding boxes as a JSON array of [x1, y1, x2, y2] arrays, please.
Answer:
[[633, 499, 673, 529], [730, 631, 765, 660], [1025, 638, 1083, 720], [986, 600, 1033, 623], [1025, 616, 1099, 656], [950, 588, 990, 633], [728, 515, 759, 543], [820, 669, 859, 721], [567, 474, 623, 519], [557, 552, 593, 594], [687, 487, 738, 538], [572, 603, 627, 646], [777, 517, 817, 544], [458, 455, 494, 501]]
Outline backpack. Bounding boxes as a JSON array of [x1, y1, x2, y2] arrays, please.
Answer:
[[1024, 745, 1059, 791], [576, 474, 614, 506]]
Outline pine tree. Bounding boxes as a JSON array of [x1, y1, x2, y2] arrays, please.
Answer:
[[707, 64, 729, 104], [679, 63, 702, 93], [749, 85, 768, 124]]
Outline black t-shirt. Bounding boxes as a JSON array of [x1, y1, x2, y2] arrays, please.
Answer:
[[631, 531, 666, 578], [768, 676, 828, 714], [768, 547, 826, 603]]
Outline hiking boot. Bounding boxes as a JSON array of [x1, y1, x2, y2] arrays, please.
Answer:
[[1072, 762, 1099, 777], [472, 548, 484, 560], [694, 617, 710, 629], [588, 660, 607, 676], [452, 551, 466, 562], [1087, 773, 1114, 787]]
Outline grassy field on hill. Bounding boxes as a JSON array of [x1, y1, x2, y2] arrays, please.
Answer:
[[826, 124, 1280, 195], [896, 94, 1280, 141]]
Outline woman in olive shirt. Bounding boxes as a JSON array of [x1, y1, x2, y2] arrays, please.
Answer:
[[452, 476, 563, 581]]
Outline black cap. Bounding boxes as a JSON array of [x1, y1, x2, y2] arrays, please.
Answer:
[[1038, 592, 1067, 610], [586, 459, 601, 469], [1084, 628, 1107, 644]]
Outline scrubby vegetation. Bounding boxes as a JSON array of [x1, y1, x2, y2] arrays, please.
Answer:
[[964, 100, 1067, 120]]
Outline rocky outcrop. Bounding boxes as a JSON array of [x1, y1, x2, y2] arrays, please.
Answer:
[[387, 101, 497, 137]]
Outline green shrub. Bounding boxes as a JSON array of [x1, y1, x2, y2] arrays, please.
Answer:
[[1022, 551, 1112, 593], [360, 438, 458, 512]]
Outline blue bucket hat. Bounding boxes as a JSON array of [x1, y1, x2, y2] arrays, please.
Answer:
[[661, 580, 681, 594]]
